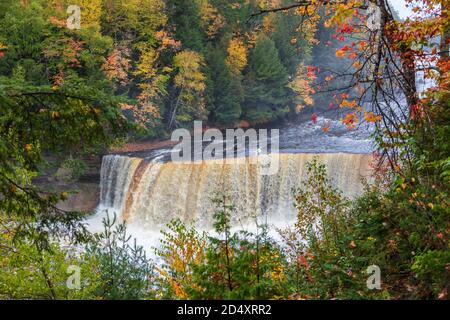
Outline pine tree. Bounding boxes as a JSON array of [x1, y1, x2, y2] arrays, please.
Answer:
[[101, 0, 166, 42], [166, 0, 205, 52], [186, 195, 288, 299], [271, 10, 312, 74], [243, 35, 290, 124], [206, 46, 242, 125]]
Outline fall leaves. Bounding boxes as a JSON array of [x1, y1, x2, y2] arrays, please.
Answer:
[[103, 48, 130, 86], [289, 63, 316, 112], [342, 113, 359, 130], [0, 43, 6, 59], [226, 38, 248, 75]]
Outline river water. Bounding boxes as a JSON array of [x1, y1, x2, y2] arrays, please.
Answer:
[[87, 115, 376, 251]]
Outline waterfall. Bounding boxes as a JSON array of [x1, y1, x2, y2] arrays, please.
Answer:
[[98, 153, 373, 231], [99, 155, 143, 212]]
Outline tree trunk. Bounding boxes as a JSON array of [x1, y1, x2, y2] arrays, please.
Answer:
[[378, 0, 418, 110]]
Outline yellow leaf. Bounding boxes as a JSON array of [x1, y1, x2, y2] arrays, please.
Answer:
[[340, 99, 357, 109], [50, 111, 61, 119], [226, 38, 248, 74], [364, 111, 382, 123], [295, 104, 305, 113]]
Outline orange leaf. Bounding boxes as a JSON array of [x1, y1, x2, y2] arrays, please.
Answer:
[[358, 41, 367, 51], [342, 113, 359, 129], [335, 49, 346, 58], [364, 111, 382, 123], [353, 61, 361, 69]]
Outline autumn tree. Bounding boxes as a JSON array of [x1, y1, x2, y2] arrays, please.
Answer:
[[290, 158, 355, 299], [199, 0, 226, 39], [100, 0, 172, 135], [225, 38, 248, 75], [289, 63, 316, 113], [155, 219, 206, 299], [168, 50, 207, 128], [250, 0, 447, 167], [0, 0, 127, 259]]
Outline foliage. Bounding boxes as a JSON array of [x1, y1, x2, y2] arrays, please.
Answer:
[[0, 212, 154, 300], [56, 158, 87, 181], [181, 195, 287, 300], [0, 231, 98, 299], [283, 156, 449, 300], [270, 5, 314, 74], [243, 35, 290, 123], [206, 46, 242, 125], [225, 38, 248, 75], [0, 0, 130, 300], [169, 50, 207, 127], [0, 0, 318, 133], [279, 158, 369, 299], [166, 0, 205, 52], [85, 213, 154, 300], [0, 0, 128, 249], [0, 0, 448, 301], [154, 219, 206, 299]]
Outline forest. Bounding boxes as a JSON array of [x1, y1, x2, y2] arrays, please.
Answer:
[[0, 0, 449, 300]]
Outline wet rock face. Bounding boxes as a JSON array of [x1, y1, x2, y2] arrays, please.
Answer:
[[34, 154, 103, 214], [56, 183, 100, 212]]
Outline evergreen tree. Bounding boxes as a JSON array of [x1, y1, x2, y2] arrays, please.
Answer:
[[86, 214, 154, 300], [210, 0, 252, 34], [166, 0, 205, 52], [186, 195, 287, 299], [243, 35, 290, 124], [206, 46, 242, 125], [271, 10, 312, 74], [100, 0, 166, 43]]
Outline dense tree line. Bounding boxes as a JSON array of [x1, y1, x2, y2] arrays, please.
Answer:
[[0, 0, 318, 139]]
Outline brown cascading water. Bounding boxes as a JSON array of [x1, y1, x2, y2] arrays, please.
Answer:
[[99, 155, 143, 212], [99, 153, 373, 231]]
